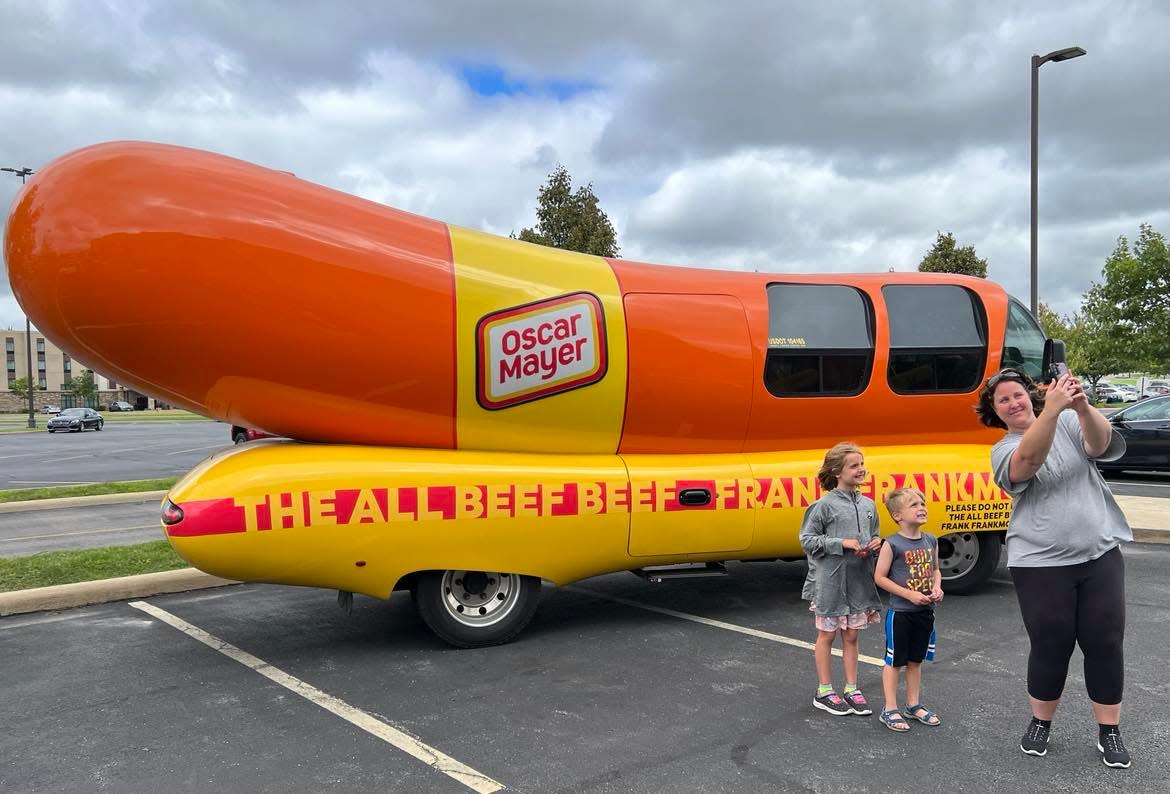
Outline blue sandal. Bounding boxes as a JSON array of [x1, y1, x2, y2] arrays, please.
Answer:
[[902, 704, 941, 726], [880, 709, 911, 732]]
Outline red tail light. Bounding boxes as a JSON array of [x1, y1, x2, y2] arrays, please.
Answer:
[[161, 498, 184, 526]]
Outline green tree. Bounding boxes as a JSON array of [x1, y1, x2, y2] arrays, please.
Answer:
[[9, 376, 30, 402], [917, 231, 988, 278], [1079, 224, 1169, 374], [1036, 302, 1072, 340], [65, 370, 98, 404], [515, 165, 620, 257], [1062, 312, 1125, 391]]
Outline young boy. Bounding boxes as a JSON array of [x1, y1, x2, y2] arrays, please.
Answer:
[[874, 487, 943, 732]]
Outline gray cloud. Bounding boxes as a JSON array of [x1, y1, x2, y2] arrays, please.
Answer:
[[1, 0, 1167, 330]]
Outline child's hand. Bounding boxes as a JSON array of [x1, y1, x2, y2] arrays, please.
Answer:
[[908, 591, 933, 606], [929, 587, 944, 602]]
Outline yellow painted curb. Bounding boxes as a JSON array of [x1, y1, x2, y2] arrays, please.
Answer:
[[0, 568, 238, 616], [0, 490, 169, 514], [1114, 495, 1169, 532]]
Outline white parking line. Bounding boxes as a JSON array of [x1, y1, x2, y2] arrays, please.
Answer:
[[128, 601, 505, 793], [568, 586, 885, 667], [0, 524, 159, 542], [166, 444, 230, 455], [7, 480, 99, 486]]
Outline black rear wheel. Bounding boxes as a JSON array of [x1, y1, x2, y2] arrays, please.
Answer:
[[411, 570, 542, 648]]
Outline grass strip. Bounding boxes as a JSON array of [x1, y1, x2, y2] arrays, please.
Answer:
[[0, 478, 178, 503], [0, 540, 187, 592]]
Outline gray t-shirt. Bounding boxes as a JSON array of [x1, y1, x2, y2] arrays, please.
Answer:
[[885, 532, 938, 612], [991, 410, 1131, 567]]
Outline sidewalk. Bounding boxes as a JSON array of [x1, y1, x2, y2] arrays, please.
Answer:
[[1, 492, 1166, 618]]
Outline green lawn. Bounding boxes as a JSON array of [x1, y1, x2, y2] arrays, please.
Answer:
[[0, 478, 178, 503], [0, 540, 188, 592]]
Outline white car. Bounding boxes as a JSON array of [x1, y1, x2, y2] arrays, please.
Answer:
[[1115, 386, 1139, 402]]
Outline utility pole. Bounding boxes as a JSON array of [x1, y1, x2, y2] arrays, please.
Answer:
[[3, 166, 37, 427]]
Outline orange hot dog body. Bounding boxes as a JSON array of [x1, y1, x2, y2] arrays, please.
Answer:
[[5, 141, 1006, 453]]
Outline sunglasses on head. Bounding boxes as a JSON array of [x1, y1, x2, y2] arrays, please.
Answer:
[[986, 368, 1028, 389]]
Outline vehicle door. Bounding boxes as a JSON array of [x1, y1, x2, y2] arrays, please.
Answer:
[[1114, 399, 1170, 468]]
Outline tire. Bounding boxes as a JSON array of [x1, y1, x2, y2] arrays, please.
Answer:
[[411, 570, 542, 648], [232, 431, 248, 444], [95, 420, 103, 431], [937, 532, 1001, 594]]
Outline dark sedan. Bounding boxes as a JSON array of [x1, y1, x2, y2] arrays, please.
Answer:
[[1098, 395, 1170, 474], [46, 407, 104, 433]]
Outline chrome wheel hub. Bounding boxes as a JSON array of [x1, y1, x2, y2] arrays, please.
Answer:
[[440, 570, 520, 628], [937, 532, 980, 580]]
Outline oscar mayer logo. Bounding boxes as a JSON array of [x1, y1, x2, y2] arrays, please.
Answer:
[[476, 292, 607, 409]]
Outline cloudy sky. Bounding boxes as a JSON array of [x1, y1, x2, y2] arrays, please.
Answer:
[[1, 0, 1167, 330]]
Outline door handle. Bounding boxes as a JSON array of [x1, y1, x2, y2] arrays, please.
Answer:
[[678, 488, 712, 507]]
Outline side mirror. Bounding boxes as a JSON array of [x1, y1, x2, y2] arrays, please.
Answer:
[[1041, 338, 1067, 383]]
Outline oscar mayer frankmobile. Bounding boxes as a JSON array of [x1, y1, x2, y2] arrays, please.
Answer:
[[4, 142, 1052, 647]]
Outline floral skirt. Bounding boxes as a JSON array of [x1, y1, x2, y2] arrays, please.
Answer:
[[810, 602, 881, 632]]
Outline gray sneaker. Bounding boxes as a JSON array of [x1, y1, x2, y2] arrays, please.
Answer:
[[813, 690, 851, 716], [1020, 719, 1051, 757]]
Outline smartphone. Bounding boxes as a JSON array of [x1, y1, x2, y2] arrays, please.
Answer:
[[1056, 362, 1070, 378]]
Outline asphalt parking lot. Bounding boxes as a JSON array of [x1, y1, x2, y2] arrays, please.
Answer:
[[3, 545, 1168, 792]]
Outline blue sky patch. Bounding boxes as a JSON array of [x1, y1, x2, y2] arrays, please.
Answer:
[[459, 63, 595, 100]]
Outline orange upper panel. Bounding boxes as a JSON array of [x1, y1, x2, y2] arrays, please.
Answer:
[[609, 259, 1006, 452], [620, 293, 755, 453], [4, 142, 457, 447]]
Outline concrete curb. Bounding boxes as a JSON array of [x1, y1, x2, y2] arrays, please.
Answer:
[[0, 568, 239, 617], [0, 490, 169, 514]]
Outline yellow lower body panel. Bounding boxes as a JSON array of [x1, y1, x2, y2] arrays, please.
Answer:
[[163, 442, 1010, 598]]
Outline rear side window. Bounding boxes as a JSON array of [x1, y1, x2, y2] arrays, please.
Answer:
[[884, 285, 986, 393], [764, 284, 874, 396]]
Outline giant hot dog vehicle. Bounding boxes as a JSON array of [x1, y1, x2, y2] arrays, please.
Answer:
[[4, 142, 1051, 646]]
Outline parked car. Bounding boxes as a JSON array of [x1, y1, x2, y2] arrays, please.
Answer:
[[41, 404, 61, 415], [46, 407, 104, 432], [231, 425, 276, 444], [1095, 385, 1123, 403], [108, 400, 136, 411], [1097, 395, 1170, 474], [1115, 385, 1139, 403]]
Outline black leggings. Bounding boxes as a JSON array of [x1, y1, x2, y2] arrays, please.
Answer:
[[1009, 546, 1125, 704]]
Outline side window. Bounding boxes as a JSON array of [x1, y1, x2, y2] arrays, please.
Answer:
[[1118, 399, 1170, 422], [884, 285, 987, 394], [1001, 299, 1046, 381], [764, 284, 874, 396]]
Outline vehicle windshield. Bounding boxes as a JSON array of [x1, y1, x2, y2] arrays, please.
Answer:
[[58, 408, 85, 417], [1001, 299, 1045, 380]]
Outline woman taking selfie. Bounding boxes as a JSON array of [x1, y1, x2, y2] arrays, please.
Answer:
[[976, 368, 1133, 769]]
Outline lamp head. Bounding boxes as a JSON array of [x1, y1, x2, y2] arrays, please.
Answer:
[[1049, 46, 1086, 61]]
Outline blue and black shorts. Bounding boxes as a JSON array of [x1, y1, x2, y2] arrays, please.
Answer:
[[883, 609, 937, 667]]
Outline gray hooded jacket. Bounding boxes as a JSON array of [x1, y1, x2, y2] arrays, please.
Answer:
[[799, 488, 882, 617]]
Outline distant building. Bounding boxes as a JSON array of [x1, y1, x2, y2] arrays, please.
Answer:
[[2, 328, 162, 411]]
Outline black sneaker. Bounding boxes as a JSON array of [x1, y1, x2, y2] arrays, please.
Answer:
[[812, 690, 852, 716], [1020, 718, 1051, 757], [1097, 728, 1131, 769]]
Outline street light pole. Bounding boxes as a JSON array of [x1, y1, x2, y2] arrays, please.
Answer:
[[3, 166, 36, 427], [1030, 47, 1085, 317]]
